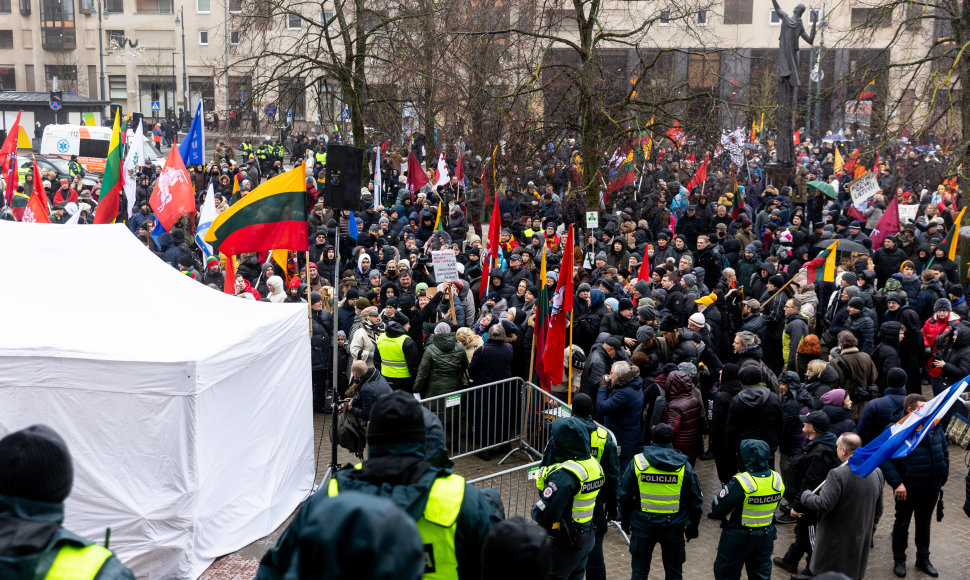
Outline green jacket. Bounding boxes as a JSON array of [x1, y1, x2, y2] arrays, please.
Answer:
[[0, 494, 134, 580], [414, 333, 468, 399]]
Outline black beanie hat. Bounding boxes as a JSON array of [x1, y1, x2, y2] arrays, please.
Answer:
[[738, 364, 763, 386], [571, 393, 593, 418], [768, 274, 784, 288], [652, 424, 674, 444], [847, 297, 865, 310], [367, 391, 427, 446], [887, 368, 907, 389], [482, 517, 552, 580], [0, 425, 74, 503]]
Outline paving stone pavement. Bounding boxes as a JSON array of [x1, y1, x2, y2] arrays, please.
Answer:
[[217, 411, 970, 580]]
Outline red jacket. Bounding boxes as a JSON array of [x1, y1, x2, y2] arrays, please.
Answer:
[[922, 312, 961, 377]]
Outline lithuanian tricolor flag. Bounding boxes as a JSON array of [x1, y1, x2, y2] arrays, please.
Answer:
[[806, 240, 839, 284], [93, 113, 123, 224], [204, 163, 308, 255], [434, 200, 445, 231]]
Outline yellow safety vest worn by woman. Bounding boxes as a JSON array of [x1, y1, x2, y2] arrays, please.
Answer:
[[329, 469, 465, 580]]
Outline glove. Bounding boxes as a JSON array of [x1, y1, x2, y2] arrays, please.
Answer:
[[605, 504, 618, 523], [685, 526, 699, 542], [621, 520, 631, 535]]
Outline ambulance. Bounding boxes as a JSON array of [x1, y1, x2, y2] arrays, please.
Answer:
[[40, 125, 164, 174]]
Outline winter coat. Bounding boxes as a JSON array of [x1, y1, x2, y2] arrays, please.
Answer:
[[881, 422, 949, 493], [874, 245, 906, 285], [599, 311, 639, 341], [661, 370, 703, 463], [348, 369, 393, 422], [779, 388, 809, 457], [597, 366, 644, 460], [310, 310, 333, 371], [782, 311, 810, 371], [856, 386, 906, 444], [832, 347, 877, 391], [618, 441, 703, 533], [845, 311, 875, 353], [710, 374, 742, 483], [871, 322, 902, 392], [413, 332, 467, 399], [890, 272, 922, 304], [156, 232, 180, 268], [725, 383, 783, 454], [788, 432, 840, 513], [373, 322, 421, 379], [350, 321, 380, 370], [803, 365, 838, 409], [468, 340, 513, 386], [821, 402, 856, 438], [940, 323, 970, 388], [799, 463, 884, 579], [580, 344, 614, 405], [735, 255, 763, 295], [739, 313, 767, 342]]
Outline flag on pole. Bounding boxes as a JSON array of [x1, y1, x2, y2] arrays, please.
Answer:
[[150, 144, 197, 231], [455, 150, 465, 187], [533, 249, 551, 385], [944, 206, 966, 261], [720, 128, 745, 169], [849, 377, 969, 478], [22, 159, 51, 224], [605, 149, 635, 198], [833, 146, 844, 174], [347, 211, 359, 240], [539, 226, 574, 389], [195, 181, 217, 258], [406, 152, 428, 201], [229, 174, 242, 205], [203, 164, 309, 255], [481, 192, 501, 300], [178, 100, 206, 166], [123, 120, 146, 218], [433, 153, 450, 187], [685, 154, 709, 191], [0, 110, 22, 207], [434, 200, 445, 231], [805, 240, 839, 284], [869, 194, 901, 249], [638, 243, 652, 281], [373, 147, 382, 205], [93, 113, 124, 224], [665, 121, 684, 146]]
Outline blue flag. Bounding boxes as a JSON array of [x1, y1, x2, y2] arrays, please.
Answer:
[[348, 211, 359, 239], [149, 217, 167, 248], [849, 377, 969, 478], [178, 101, 205, 166]]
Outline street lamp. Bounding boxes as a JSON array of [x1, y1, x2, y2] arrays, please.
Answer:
[[175, 6, 187, 111], [96, 0, 108, 101], [172, 51, 178, 115]]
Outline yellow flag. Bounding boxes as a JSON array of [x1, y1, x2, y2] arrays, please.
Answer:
[[948, 206, 966, 261], [833, 147, 844, 174], [759, 112, 765, 133], [434, 200, 442, 231], [751, 119, 757, 140]]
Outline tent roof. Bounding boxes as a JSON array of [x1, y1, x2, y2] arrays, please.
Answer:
[[0, 222, 305, 364]]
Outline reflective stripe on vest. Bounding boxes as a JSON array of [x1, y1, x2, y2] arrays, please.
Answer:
[[731, 471, 784, 527], [377, 333, 410, 378], [315, 151, 327, 165], [633, 453, 684, 514], [44, 544, 113, 580], [590, 427, 607, 462], [329, 470, 464, 580], [536, 457, 604, 524]]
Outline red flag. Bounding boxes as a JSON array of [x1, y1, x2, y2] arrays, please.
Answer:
[[638, 243, 652, 281], [481, 192, 502, 300], [0, 110, 22, 207], [793, 130, 800, 146], [540, 226, 574, 388], [665, 121, 684, 146], [869, 194, 901, 249], [224, 255, 236, 294], [685, 154, 709, 191], [406, 152, 428, 201], [22, 160, 51, 224], [846, 205, 865, 222], [150, 146, 197, 230], [455, 150, 464, 184]]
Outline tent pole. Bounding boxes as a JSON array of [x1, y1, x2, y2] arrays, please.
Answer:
[[306, 251, 312, 337], [324, 223, 341, 485]]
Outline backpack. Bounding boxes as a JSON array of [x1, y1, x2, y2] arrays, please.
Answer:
[[741, 358, 780, 394], [337, 411, 367, 459]]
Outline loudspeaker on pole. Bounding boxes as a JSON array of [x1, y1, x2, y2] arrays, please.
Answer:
[[325, 144, 365, 211]]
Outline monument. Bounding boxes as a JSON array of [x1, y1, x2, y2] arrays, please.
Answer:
[[773, 0, 816, 166]]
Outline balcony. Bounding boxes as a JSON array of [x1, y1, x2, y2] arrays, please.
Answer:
[[42, 27, 77, 49]]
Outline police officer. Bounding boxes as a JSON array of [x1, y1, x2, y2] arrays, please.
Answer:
[[619, 424, 703, 580], [0, 425, 135, 579], [533, 416, 606, 580], [562, 393, 619, 580], [710, 439, 785, 580], [327, 391, 500, 579], [315, 144, 327, 167], [373, 321, 420, 392], [68, 155, 84, 180], [239, 140, 254, 160]]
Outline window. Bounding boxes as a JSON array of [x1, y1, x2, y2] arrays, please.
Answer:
[[0, 0, 9, 12], [196, 0, 209, 12], [199, 30, 208, 44], [105, 0, 123, 12], [809, 9, 819, 23], [109, 75, 126, 108], [723, 0, 752, 24], [696, 9, 708, 25], [659, 9, 670, 25], [106, 29, 124, 46], [228, 0, 240, 12], [287, 12, 301, 29], [278, 77, 305, 120], [135, 0, 172, 14], [19, 0, 30, 15], [0, 30, 12, 48], [320, 9, 334, 29], [229, 30, 239, 44], [41, 0, 77, 49], [769, 9, 781, 25], [0, 67, 13, 90], [851, 7, 891, 28], [44, 64, 77, 90]]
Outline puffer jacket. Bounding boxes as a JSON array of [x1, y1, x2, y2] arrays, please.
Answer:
[[413, 332, 468, 399], [597, 365, 644, 461], [845, 311, 875, 353], [881, 420, 949, 493], [739, 313, 767, 342], [874, 243, 907, 285], [890, 271, 922, 304], [788, 432, 840, 512], [872, 322, 902, 391], [940, 322, 970, 388], [725, 382, 783, 454], [661, 370, 703, 463]]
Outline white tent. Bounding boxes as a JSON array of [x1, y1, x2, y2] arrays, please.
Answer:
[[0, 222, 314, 579]]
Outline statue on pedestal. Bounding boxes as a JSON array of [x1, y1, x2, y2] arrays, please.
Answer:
[[772, 0, 816, 165]]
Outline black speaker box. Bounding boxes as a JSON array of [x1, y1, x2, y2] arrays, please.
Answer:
[[325, 144, 365, 211]]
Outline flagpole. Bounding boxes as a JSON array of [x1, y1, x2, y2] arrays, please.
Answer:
[[306, 251, 312, 337], [567, 309, 574, 407]]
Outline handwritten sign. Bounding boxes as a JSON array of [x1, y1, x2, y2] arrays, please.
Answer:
[[848, 172, 879, 207], [431, 250, 459, 282], [898, 203, 918, 224]]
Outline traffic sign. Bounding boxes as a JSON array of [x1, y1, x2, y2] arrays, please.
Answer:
[[49, 91, 63, 111], [286, 109, 293, 124], [150, 100, 161, 111], [263, 103, 277, 117]]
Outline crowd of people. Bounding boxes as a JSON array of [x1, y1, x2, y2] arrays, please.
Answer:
[[4, 129, 970, 580]]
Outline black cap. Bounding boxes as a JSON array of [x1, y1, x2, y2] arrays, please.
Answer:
[[847, 297, 865, 310], [738, 365, 763, 386], [367, 392, 427, 446], [604, 336, 623, 349], [0, 425, 74, 503], [659, 315, 680, 332], [652, 424, 674, 444], [482, 517, 552, 579], [617, 298, 635, 311], [799, 410, 831, 433], [571, 393, 593, 418]]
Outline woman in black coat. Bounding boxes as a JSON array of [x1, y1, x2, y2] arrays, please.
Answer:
[[310, 293, 333, 413], [469, 324, 516, 458], [711, 363, 742, 485], [872, 322, 903, 393]]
